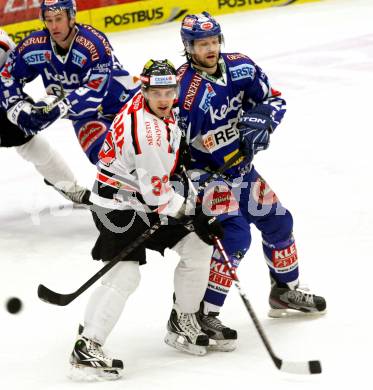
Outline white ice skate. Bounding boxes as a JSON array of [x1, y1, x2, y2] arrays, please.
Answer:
[[165, 304, 209, 356], [69, 336, 123, 381]]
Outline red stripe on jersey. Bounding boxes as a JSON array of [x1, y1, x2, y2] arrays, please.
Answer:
[[131, 112, 142, 155], [96, 172, 138, 192]]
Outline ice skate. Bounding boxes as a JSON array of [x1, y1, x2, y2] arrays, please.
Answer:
[[198, 304, 237, 352], [44, 179, 92, 206], [69, 336, 123, 380], [164, 304, 209, 356], [268, 281, 327, 318]]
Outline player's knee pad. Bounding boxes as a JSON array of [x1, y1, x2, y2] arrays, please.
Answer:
[[262, 210, 294, 244], [101, 261, 141, 299], [15, 134, 54, 166], [173, 232, 211, 271], [84, 264, 140, 345]]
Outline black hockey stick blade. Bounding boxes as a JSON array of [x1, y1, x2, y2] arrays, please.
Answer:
[[37, 284, 75, 306], [277, 358, 322, 374]]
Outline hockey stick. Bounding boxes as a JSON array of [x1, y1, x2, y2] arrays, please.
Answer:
[[212, 237, 322, 375], [183, 166, 321, 375], [37, 151, 244, 306], [34, 58, 67, 114]]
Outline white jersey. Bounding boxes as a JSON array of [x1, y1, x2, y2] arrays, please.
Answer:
[[91, 91, 185, 217], [0, 29, 15, 68]]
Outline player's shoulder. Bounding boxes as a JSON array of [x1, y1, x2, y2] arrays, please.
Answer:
[[222, 53, 258, 82], [177, 62, 191, 82], [0, 29, 15, 51], [76, 24, 112, 57], [222, 52, 255, 66], [16, 29, 49, 54], [118, 91, 144, 117]]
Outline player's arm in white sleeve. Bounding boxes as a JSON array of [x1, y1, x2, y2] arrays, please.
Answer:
[[0, 29, 15, 68]]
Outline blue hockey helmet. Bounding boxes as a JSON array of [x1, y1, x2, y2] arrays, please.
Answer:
[[40, 0, 77, 20], [180, 12, 222, 50]]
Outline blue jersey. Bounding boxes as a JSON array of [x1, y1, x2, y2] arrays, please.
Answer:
[[0, 24, 139, 121], [177, 53, 286, 175]]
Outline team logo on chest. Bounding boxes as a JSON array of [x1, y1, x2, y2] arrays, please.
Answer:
[[229, 64, 255, 81], [71, 49, 87, 68], [209, 92, 243, 124], [24, 50, 52, 65]]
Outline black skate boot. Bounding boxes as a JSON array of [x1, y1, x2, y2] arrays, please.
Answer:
[[164, 304, 209, 356], [198, 303, 237, 352], [269, 279, 327, 318], [69, 336, 123, 380], [44, 179, 92, 206]]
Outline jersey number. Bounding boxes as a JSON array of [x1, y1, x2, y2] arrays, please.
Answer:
[[151, 175, 170, 196]]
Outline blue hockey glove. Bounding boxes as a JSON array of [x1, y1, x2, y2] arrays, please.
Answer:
[[7, 96, 70, 136], [237, 104, 275, 158]]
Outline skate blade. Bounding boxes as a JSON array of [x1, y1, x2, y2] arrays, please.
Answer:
[[69, 363, 123, 381], [268, 307, 327, 319], [164, 331, 207, 356], [208, 338, 237, 352]]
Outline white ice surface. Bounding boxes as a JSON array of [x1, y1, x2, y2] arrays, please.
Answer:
[[1, 0, 373, 388]]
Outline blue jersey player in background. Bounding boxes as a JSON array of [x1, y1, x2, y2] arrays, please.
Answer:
[[0, 0, 139, 166], [176, 12, 327, 352]]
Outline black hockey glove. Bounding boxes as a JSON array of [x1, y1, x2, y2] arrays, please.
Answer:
[[238, 104, 275, 160], [174, 135, 191, 174], [192, 205, 224, 245]]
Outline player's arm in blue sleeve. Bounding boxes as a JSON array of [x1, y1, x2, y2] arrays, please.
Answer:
[[242, 62, 286, 131], [238, 61, 287, 159], [0, 49, 39, 111], [0, 49, 62, 136], [64, 47, 113, 119]]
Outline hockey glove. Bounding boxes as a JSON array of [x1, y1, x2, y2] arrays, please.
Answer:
[[7, 96, 70, 136], [175, 135, 191, 173], [238, 104, 275, 159], [192, 205, 224, 245]]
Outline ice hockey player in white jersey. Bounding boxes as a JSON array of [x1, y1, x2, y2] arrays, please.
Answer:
[[69, 59, 224, 380], [0, 28, 90, 205]]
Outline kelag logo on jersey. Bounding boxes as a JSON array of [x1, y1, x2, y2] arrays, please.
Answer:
[[199, 83, 216, 113], [229, 64, 255, 81], [24, 50, 51, 65], [71, 49, 87, 68]]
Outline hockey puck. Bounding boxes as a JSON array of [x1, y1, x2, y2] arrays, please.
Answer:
[[5, 297, 23, 314]]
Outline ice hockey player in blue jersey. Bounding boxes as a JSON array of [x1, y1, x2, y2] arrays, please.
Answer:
[[176, 12, 327, 352], [0, 27, 91, 205], [0, 0, 139, 165]]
